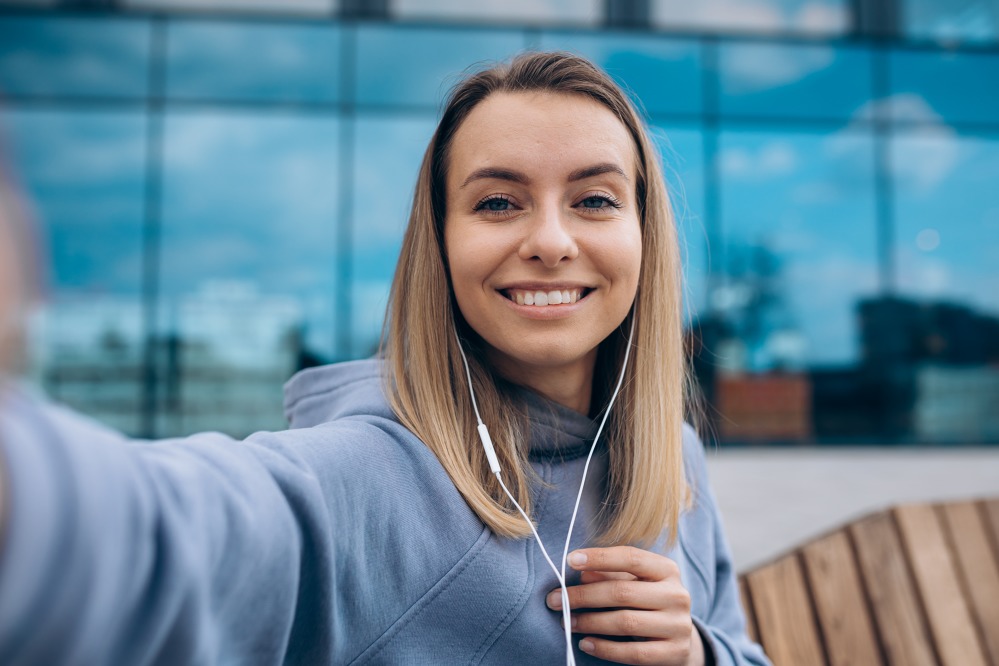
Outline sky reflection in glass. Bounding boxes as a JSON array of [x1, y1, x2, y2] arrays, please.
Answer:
[[351, 113, 436, 356], [160, 110, 340, 360], [1, 110, 146, 293], [652, 0, 850, 35], [0, 16, 149, 99], [355, 26, 525, 107], [651, 124, 708, 318], [165, 21, 341, 103], [1, 109, 146, 434], [890, 51, 999, 127], [717, 128, 878, 367], [538, 32, 703, 116], [893, 130, 999, 315], [718, 42, 872, 121], [901, 0, 998, 43], [393, 0, 601, 25]]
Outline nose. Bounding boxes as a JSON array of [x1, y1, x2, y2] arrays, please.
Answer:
[[518, 200, 578, 268]]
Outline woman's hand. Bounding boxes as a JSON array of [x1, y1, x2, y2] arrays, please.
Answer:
[[546, 546, 706, 666]]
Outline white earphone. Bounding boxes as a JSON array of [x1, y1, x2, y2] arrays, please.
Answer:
[[454, 315, 636, 666]]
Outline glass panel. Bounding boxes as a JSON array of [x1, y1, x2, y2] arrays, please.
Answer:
[[718, 42, 873, 121], [652, 0, 851, 36], [393, 0, 601, 26], [126, 0, 337, 14], [0, 16, 150, 99], [1, 109, 147, 434], [351, 112, 436, 356], [893, 130, 999, 315], [871, 131, 999, 443], [538, 32, 703, 117], [711, 128, 879, 442], [650, 124, 707, 318], [165, 21, 341, 103], [159, 110, 340, 437], [890, 50, 999, 127], [355, 25, 525, 107], [901, 0, 998, 43]]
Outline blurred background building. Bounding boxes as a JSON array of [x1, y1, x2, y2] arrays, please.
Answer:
[[1, 0, 997, 446]]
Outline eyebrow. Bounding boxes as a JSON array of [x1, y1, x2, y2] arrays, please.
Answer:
[[459, 162, 629, 189]]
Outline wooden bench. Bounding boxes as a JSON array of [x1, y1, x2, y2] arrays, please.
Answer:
[[737, 498, 999, 666]]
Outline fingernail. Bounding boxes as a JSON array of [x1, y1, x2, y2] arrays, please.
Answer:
[[547, 591, 562, 609], [570, 615, 577, 629], [568, 551, 587, 567], [579, 639, 595, 653]]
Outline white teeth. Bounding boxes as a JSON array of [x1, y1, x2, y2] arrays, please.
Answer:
[[508, 288, 583, 306]]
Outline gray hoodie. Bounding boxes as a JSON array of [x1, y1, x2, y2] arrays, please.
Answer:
[[0, 359, 769, 665]]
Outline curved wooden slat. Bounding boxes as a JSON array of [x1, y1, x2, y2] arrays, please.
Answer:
[[850, 511, 935, 666], [801, 530, 882, 666], [894, 504, 988, 666], [939, 502, 999, 666], [745, 554, 826, 666]]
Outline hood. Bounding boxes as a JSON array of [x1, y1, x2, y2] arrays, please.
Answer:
[[283, 358, 394, 429]]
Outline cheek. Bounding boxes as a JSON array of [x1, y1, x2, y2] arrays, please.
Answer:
[[600, 224, 643, 287], [444, 223, 498, 320]]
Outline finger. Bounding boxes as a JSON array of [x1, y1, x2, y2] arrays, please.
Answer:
[[579, 570, 636, 585], [569, 547, 678, 581], [548, 579, 682, 612], [578, 636, 690, 666], [567, 608, 675, 639]]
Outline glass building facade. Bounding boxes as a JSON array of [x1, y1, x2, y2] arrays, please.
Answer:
[[0, 1, 997, 444]]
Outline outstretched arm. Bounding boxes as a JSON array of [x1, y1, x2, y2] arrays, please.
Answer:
[[0, 389, 333, 666]]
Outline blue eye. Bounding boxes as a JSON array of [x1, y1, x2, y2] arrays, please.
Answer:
[[484, 198, 510, 211], [577, 194, 622, 210], [474, 196, 514, 213], [580, 196, 609, 209]]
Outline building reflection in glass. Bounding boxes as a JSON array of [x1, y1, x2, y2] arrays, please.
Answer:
[[1, 7, 996, 445]]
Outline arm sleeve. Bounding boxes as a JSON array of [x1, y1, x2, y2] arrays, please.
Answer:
[[683, 426, 772, 666], [0, 387, 334, 666]]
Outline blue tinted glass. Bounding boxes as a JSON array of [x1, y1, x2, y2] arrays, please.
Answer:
[[0, 16, 149, 98], [891, 131, 999, 443], [893, 131, 999, 315], [652, 0, 851, 36], [394, 0, 601, 25], [159, 110, 340, 436], [718, 42, 872, 121], [650, 124, 707, 318], [890, 50, 999, 127], [902, 0, 998, 43], [1, 109, 146, 434], [717, 128, 878, 368], [166, 21, 340, 103], [539, 32, 702, 116], [351, 113, 436, 355], [355, 26, 525, 107]]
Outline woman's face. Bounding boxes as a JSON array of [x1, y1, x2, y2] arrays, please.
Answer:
[[444, 91, 642, 388]]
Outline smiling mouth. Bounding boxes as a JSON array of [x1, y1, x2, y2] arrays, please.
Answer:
[[501, 287, 593, 306]]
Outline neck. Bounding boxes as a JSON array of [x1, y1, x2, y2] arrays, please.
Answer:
[[487, 349, 597, 415]]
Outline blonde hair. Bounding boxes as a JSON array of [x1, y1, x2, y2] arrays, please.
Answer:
[[382, 51, 690, 547]]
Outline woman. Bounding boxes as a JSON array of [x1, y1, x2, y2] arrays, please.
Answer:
[[0, 52, 769, 665]]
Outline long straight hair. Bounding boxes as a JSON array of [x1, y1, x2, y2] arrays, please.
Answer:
[[382, 52, 690, 547]]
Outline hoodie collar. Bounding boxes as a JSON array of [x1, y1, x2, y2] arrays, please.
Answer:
[[514, 385, 600, 461]]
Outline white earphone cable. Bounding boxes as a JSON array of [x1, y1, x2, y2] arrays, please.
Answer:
[[454, 315, 635, 666]]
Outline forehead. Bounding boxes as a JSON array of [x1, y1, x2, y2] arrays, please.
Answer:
[[447, 91, 638, 180]]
